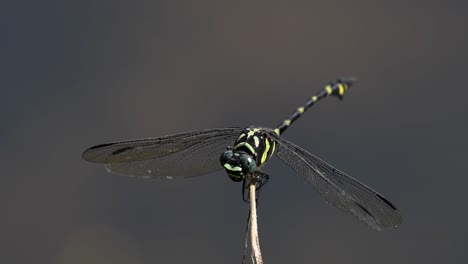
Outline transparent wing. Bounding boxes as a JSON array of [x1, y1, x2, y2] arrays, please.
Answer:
[[83, 127, 244, 178], [269, 132, 402, 230]]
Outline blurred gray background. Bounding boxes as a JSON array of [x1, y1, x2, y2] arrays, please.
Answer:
[[2, 0, 467, 263]]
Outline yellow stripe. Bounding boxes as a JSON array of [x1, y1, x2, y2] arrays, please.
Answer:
[[297, 107, 305, 114], [325, 85, 333, 95], [233, 142, 255, 155], [338, 83, 345, 96], [253, 136, 260, 147], [284, 119, 291, 126], [261, 138, 271, 164], [223, 163, 242, 171], [312, 96, 318, 102], [274, 128, 280, 135], [247, 130, 256, 138], [269, 141, 276, 158]]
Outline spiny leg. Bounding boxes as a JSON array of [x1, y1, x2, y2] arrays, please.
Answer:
[[242, 178, 248, 202], [252, 172, 269, 202], [274, 78, 355, 135]]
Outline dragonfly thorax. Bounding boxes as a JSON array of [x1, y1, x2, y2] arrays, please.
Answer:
[[220, 128, 277, 182], [220, 148, 256, 182]]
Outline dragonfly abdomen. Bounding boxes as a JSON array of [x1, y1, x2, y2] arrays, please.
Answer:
[[275, 78, 354, 135]]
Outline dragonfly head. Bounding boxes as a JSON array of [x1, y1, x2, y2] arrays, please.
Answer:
[[220, 147, 256, 182]]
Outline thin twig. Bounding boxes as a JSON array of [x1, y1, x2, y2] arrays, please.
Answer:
[[249, 181, 263, 264]]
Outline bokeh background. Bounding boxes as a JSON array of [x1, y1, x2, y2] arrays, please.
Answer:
[[2, 0, 467, 263]]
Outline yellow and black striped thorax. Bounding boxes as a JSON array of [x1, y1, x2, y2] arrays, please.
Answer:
[[233, 128, 277, 167]]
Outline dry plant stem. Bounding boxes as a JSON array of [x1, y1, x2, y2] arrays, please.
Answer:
[[249, 182, 263, 264]]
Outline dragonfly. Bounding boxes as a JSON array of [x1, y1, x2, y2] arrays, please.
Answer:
[[82, 79, 402, 230]]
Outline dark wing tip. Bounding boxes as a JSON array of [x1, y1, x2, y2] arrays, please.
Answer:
[[82, 143, 116, 163], [375, 193, 403, 227], [376, 193, 398, 210], [82, 147, 98, 162], [88, 142, 115, 150]]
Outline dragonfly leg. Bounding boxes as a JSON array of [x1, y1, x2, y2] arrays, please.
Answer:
[[242, 178, 248, 202], [253, 172, 269, 203], [242, 172, 270, 203]]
